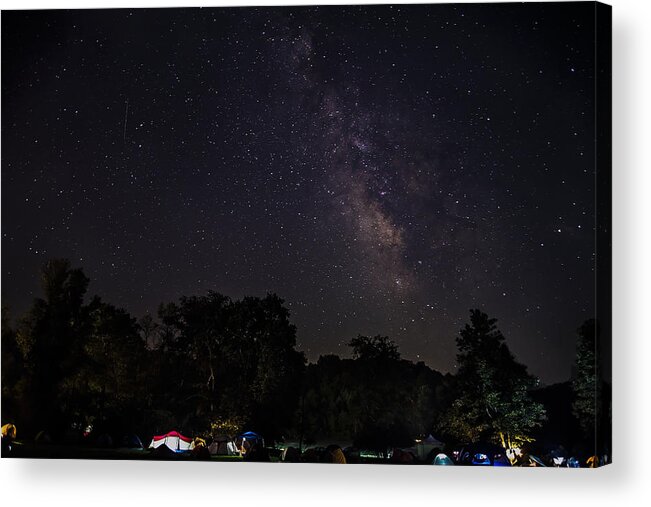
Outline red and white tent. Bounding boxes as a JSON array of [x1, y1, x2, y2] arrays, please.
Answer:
[[149, 431, 194, 451]]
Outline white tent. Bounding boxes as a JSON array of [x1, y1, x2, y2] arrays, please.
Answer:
[[149, 431, 194, 451], [413, 434, 445, 460]]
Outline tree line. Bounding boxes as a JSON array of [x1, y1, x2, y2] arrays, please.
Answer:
[[1, 259, 607, 455]]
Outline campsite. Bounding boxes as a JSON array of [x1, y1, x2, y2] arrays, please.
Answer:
[[1, 3, 612, 477], [1, 424, 605, 467], [1, 262, 611, 468]]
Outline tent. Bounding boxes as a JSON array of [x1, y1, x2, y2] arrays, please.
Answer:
[[457, 442, 511, 466], [1, 424, 17, 440], [235, 431, 264, 454], [149, 431, 195, 452], [433, 453, 455, 466], [208, 435, 238, 456], [413, 434, 445, 461], [552, 456, 566, 467], [422, 434, 444, 447], [324, 445, 347, 464], [567, 457, 580, 468], [528, 454, 547, 467]]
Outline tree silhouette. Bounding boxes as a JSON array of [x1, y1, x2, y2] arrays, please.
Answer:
[[298, 338, 443, 452], [2, 260, 583, 457], [572, 319, 602, 451], [14, 259, 91, 436], [152, 292, 305, 440], [348, 335, 401, 362], [4, 260, 149, 439], [439, 309, 546, 449]]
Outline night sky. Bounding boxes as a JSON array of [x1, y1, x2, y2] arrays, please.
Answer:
[[1, 3, 599, 384]]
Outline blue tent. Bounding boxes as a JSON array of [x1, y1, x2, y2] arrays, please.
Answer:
[[236, 431, 264, 449], [457, 442, 511, 467]]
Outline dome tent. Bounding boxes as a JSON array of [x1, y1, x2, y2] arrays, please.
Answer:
[[433, 453, 455, 466], [235, 431, 264, 454], [1, 424, 17, 440], [457, 442, 511, 466], [149, 431, 194, 452]]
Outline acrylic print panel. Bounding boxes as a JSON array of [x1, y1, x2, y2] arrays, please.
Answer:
[[0, 2, 611, 467]]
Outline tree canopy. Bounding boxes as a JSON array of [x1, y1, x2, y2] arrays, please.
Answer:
[[2, 260, 583, 455], [348, 335, 401, 362], [150, 291, 306, 439], [438, 309, 546, 449]]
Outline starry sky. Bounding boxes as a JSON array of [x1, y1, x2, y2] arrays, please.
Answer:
[[1, 3, 600, 384]]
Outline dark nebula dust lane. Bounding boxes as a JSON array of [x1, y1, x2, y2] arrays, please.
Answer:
[[2, 4, 599, 384]]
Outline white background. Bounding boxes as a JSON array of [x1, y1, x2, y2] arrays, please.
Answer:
[[0, 0, 649, 505]]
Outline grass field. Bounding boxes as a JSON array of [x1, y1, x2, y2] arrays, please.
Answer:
[[2, 441, 246, 461], [2, 441, 398, 464]]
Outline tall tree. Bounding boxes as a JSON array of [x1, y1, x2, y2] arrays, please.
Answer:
[[572, 319, 602, 447], [14, 259, 91, 436], [9, 259, 147, 438], [79, 299, 147, 431], [1, 305, 22, 424], [439, 309, 546, 449]]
